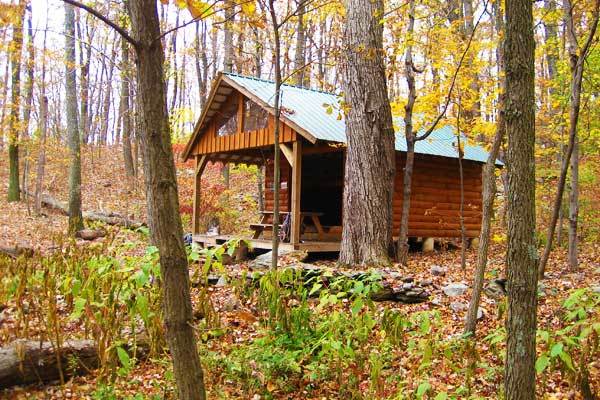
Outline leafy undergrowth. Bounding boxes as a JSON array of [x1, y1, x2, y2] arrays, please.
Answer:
[[0, 146, 599, 399]]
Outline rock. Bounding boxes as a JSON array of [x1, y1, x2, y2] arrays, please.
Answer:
[[388, 271, 404, 280], [215, 275, 228, 287], [477, 307, 485, 320], [402, 282, 414, 290], [402, 276, 414, 283], [430, 265, 447, 276], [592, 286, 600, 294], [249, 249, 307, 269], [431, 296, 443, 306], [484, 279, 507, 299], [538, 281, 547, 296], [419, 279, 433, 287], [442, 282, 468, 297], [223, 295, 240, 312], [75, 228, 106, 241], [450, 301, 468, 312]]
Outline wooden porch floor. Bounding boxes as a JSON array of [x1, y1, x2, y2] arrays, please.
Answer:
[[192, 234, 341, 252]]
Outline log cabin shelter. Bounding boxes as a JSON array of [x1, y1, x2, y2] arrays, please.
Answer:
[[182, 72, 500, 253]]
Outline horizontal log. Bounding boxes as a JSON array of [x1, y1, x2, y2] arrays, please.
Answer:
[[21, 190, 145, 229], [407, 193, 482, 203], [0, 340, 98, 388], [395, 181, 483, 192], [405, 200, 482, 211], [0, 339, 151, 389], [394, 208, 482, 217], [394, 172, 482, 182], [0, 244, 35, 259], [394, 228, 480, 238]]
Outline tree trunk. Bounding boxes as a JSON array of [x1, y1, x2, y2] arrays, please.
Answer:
[[127, 1, 206, 398], [65, 3, 84, 234], [464, 0, 505, 335], [194, 21, 208, 107], [35, 96, 48, 215], [77, 12, 92, 145], [221, 1, 235, 189], [22, 4, 34, 137], [503, 0, 538, 397], [120, 37, 135, 178], [7, 1, 26, 202], [396, 0, 417, 265], [223, 1, 235, 73], [568, 138, 579, 270], [461, 0, 480, 122], [543, 0, 558, 99], [538, 0, 599, 278], [339, 0, 395, 266], [268, 0, 282, 270], [20, 3, 35, 213], [457, 124, 467, 270], [465, 109, 504, 335], [99, 41, 117, 145], [293, 0, 306, 86]]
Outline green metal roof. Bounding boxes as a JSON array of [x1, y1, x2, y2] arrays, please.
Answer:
[[224, 73, 499, 164]]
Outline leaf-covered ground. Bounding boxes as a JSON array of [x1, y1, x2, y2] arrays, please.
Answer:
[[0, 145, 599, 399]]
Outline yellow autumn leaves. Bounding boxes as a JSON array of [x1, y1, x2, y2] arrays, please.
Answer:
[[160, 0, 258, 22]]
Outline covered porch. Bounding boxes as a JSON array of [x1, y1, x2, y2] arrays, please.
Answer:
[[191, 138, 345, 253]]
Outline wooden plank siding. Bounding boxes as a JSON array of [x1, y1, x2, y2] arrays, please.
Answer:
[[192, 99, 297, 156]]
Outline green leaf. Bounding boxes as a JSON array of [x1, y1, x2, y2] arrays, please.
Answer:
[[309, 283, 322, 296], [351, 297, 364, 314], [70, 297, 87, 320], [434, 392, 449, 400], [535, 354, 550, 373], [116, 346, 131, 370], [136, 295, 150, 321], [353, 280, 365, 294], [416, 381, 431, 398], [558, 351, 575, 371], [550, 342, 563, 357]]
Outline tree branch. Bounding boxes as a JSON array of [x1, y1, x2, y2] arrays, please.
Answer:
[[415, 0, 489, 141], [61, 0, 138, 48]]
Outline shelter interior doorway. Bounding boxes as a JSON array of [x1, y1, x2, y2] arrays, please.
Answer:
[[300, 150, 344, 228]]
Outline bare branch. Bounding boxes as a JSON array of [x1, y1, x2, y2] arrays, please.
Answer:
[[61, 0, 138, 48], [415, 0, 490, 141]]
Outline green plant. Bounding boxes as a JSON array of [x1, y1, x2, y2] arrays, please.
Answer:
[[536, 288, 599, 398]]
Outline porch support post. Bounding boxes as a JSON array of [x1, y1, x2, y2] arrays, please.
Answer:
[[193, 155, 208, 234], [291, 140, 302, 245]]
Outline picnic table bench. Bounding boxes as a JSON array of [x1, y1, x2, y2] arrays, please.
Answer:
[[250, 211, 325, 240]]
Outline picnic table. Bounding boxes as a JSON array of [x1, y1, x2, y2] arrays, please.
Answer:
[[250, 211, 325, 240]]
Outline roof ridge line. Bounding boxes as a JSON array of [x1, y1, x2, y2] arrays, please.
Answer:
[[222, 71, 337, 96]]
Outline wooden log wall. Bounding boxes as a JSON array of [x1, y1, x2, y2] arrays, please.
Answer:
[[264, 157, 291, 213], [393, 153, 483, 238]]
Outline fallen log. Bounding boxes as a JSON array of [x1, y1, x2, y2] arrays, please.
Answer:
[[0, 339, 97, 388], [22, 190, 145, 229], [0, 339, 150, 389], [0, 244, 35, 259]]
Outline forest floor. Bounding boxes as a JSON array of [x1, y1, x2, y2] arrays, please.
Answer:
[[0, 145, 599, 399]]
